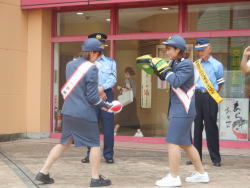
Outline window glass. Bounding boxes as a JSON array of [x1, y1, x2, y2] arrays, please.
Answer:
[[119, 6, 178, 33], [187, 37, 250, 141], [52, 37, 250, 141], [115, 40, 170, 137], [57, 10, 110, 36], [188, 2, 250, 31], [115, 38, 249, 139], [186, 37, 250, 98]]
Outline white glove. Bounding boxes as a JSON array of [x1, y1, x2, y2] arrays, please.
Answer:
[[107, 100, 123, 113]]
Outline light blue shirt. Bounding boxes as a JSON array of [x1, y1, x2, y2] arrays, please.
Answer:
[[195, 56, 225, 91], [95, 55, 117, 90]]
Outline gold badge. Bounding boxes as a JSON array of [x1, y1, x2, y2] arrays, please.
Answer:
[[96, 34, 102, 40]]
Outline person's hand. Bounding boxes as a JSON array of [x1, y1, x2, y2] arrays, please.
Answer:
[[99, 92, 107, 100], [240, 46, 250, 74], [98, 86, 104, 93], [108, 100, 123, 113], [101, 100, 123, 113], [243, 46, 250, 57], [121, 87, 127, 92], [98, 86, 107, 100], [150, 57, 172, 80]]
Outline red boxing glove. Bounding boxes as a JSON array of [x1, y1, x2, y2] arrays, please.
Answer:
[[108, 100, 123, 113]]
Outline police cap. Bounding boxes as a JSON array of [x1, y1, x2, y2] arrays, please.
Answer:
[[88, 32, 107, 42], [195, 38, 210, 51], [162, 35, 186, 51], [81, 38, 104, 52]]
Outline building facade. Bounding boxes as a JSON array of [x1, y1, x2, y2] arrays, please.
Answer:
[[0, 0, 250, 147]]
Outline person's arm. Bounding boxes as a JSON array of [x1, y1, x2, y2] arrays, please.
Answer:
[[215, 62, 225, 92], [101, 59, 117, 89], [218, 84, 223, 92], [85, 66, 109, 108], [122, 78, 131, 92], [85, 66, 122, 113], [165, 60, 193, 88], [240, 46, 250, 74], [98, 86, 107, 100]]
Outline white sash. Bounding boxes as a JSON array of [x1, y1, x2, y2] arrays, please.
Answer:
[[61, 61, 94, 100], [172, 85, 195, 113]]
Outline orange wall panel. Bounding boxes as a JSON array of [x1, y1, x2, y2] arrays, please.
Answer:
[[0, 0, 27, 134], [26, 9, 51, 133], [0, 0, 52, 135]]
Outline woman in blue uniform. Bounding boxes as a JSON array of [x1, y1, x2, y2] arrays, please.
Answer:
[[35, 38, 116, 187], [153, 36, 210, 187]]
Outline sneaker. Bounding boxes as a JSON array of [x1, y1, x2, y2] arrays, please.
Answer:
[[35, 172, 54, 184], [185, 160, 192, 165], [155, 174, 182, 187], [185, 172, 209, 183], [134, 130, 144, 137], [90, 175, 111, 187]]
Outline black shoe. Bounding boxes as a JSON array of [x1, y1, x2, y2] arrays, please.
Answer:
[[90, 175, 111, 187], [105, 158, 114, 164], [185, 160, 192, 165], [35, 172, 54, 184], [81, 157, 89, 163], [213, 162, 221, 167]]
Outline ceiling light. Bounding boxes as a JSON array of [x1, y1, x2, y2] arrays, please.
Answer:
[[161, 7, 169, 10], [76, 12, 84, 15], [106, 18, 111, 22]]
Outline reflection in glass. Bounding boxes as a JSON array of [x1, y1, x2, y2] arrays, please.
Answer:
[[119, 6, 178, 33], [186, 37, 250, 98], [188, 2, 250, 31], [57, 10, 110, 36]]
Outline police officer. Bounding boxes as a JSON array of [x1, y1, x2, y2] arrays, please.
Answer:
[[81, 33, 117, 164], [191, 38, 225, 167]]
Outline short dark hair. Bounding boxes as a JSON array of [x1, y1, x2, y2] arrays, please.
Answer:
[[125, 67, 135, 76], [172, 47, 189, 60]]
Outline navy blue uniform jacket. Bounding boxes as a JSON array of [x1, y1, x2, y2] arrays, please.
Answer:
[[165, 59, 196, 118], [62, 57, 106, 122]]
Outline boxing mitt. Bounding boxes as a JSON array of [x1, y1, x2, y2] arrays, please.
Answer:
[[150, 57, 172, 80], [136, 55, 155, 75], [108, 100, 123, 113], [102, 100, 123, 113]]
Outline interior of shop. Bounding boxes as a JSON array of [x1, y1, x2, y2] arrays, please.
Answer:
[[53, 2, 250, 140]]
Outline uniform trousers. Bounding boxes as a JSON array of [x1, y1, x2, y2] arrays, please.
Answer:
[[193, 91, 221, 163], [85, 88, 114, 159]]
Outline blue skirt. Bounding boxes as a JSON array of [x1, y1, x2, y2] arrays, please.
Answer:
[[60, 115, 100, 147], [166, 117, 194, 146]]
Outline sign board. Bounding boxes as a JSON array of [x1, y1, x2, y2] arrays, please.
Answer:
[[219, 98, 249, 141]]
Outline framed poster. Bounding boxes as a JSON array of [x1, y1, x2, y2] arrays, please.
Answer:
[[219, 98, 249, 141]]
